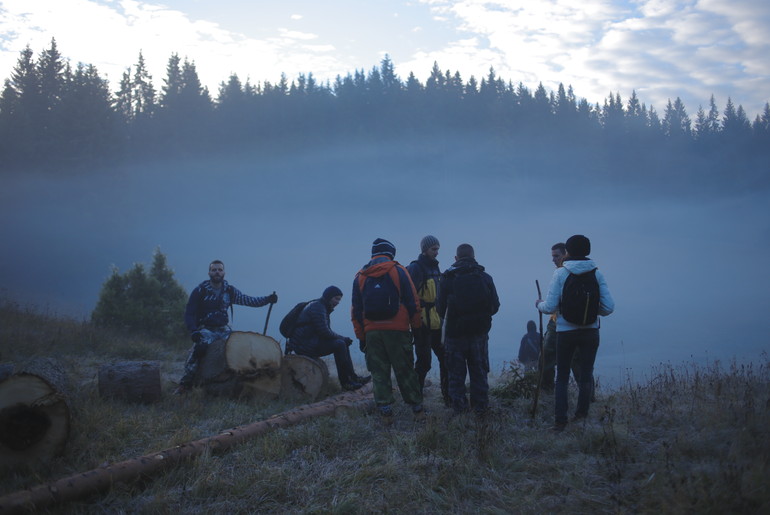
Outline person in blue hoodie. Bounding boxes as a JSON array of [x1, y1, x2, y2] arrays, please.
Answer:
[[536, 235, 614, 431], [175, 260, 277, 394]]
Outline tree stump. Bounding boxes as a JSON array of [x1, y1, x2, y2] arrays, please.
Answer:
[[196, 331, 283, 399], [280, 355, 330, 401], [0, 358, 71, 471], [98, 361, 162, 404]]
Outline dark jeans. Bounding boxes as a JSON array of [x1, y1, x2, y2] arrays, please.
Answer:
[[295, 337, 356, 385], [555, 329, 599, 425], [414, 328, 449, 402], [444, 333, 490, 414]]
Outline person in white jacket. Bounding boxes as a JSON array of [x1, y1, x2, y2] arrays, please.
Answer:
[[536, 234, 615, 431]]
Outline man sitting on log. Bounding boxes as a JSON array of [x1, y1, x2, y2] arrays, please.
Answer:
[[289, 286, 371, 391], [174, 260, 277, 394]]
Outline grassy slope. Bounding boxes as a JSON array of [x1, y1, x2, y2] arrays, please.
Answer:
[[0, 301, 768, 514]]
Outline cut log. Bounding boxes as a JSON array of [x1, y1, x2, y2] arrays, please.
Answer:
[[280, 355, 330, 401], [0, 359, 71, 471], [195, 331, 283, 399], [98, 361, 162, 404]]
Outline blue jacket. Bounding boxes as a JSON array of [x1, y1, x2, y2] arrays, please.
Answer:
[[184, 280, 270, 332], [537, 258, 614, 331], [291, 298, 344, 352]]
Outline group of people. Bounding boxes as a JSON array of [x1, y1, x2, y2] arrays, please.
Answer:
[[178, 234, 613, 431]]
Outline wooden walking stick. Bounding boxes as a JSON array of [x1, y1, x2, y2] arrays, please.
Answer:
[[263, 291, 276, 335], [530, 280, 545, 418]]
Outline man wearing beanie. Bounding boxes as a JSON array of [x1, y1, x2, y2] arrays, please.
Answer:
[[407, 235, 449, 406], [352, 238, 426, 422], [290, 286, 370, 390], [536, 234, 615, 431], [437, 243, 500, 417]]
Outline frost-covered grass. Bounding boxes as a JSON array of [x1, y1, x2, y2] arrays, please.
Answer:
[[1, 301, 768, 514]]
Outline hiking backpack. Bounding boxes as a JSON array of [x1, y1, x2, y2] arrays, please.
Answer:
[[360, 268, 402, 321], [560, 269, 600, 325], [279, 301, 311, 338], [451, 268, 492, 316]]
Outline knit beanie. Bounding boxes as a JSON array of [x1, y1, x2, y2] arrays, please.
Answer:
[[322, 285, 343, 302], [420, 235, 440, 253], [371, 238, 396, 258], [565, 234, 591, 258]]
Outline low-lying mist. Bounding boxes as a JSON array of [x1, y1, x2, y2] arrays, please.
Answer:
[[2, 138, 768, 388]]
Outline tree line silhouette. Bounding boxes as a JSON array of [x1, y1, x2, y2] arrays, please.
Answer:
[[1, 38, 768, 186]]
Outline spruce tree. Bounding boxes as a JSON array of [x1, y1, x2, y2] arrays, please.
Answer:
[[92, 249, 187, 340]]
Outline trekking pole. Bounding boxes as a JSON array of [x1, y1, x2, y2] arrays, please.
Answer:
[[530, 280, 545, 418], [263, 291, 275, 335]]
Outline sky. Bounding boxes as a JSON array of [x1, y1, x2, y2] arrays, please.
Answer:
[[0, 0, 768, 119]]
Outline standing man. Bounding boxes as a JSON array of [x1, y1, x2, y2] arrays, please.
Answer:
[[540, 242, 567, 392], [176, 260, 277, 394], [352, 238, 425, 422], [407, 235, 449, 406], [290, 285, 370, 390], [437, 243, 500, 417], [536, 235, 614, 431]]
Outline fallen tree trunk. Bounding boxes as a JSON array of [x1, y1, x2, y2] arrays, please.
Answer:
[[0, 359, 71, 472], [0, 384, 373, 514], [98, 361, 162, 404]]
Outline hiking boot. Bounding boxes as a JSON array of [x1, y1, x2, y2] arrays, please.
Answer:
[[379, 405, 394, 426], [571, 413, 588, 423], [356, 375, 372, 385], [342, 381, 363, 391], [412, 404, 428, 422], [173, 385, 190, 395]]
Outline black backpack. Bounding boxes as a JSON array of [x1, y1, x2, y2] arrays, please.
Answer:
[[451, 268, 492, 316], [560, 269, 600, 325], [360, 268, 401, 321], [279, 301, 310, 338]]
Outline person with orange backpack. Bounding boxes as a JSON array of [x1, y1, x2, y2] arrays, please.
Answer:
[[351, 238, 425, 423]]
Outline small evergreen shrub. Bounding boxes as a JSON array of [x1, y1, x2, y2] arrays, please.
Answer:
[[91, 248, 187, 340]]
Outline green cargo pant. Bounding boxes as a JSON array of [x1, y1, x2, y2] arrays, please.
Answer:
[[365, 330, 423, 407]]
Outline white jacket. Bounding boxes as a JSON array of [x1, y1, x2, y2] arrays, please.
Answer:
[[537, 258, 614, 332]]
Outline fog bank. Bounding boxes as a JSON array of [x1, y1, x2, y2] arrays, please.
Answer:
[[2, 142, 768, 388]]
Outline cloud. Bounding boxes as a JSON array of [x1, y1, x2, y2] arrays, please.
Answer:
[[414, 0, 769, 117], [0, 0, 349, 92], [1, 0, 766, 117]]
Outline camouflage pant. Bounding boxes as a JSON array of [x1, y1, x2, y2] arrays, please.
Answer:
[[179, 326, 231, 387], [444, 333, 490, 414], [364, 330, 422, 408]]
